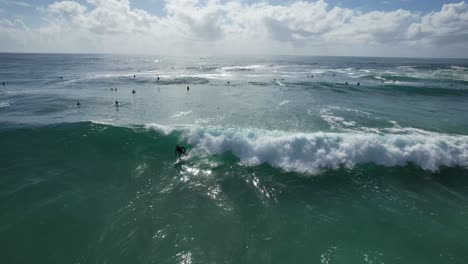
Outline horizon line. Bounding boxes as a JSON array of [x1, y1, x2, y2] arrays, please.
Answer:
[[1, 51, 467, 60]]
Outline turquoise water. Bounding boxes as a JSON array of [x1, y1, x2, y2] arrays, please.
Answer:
[[1, 54, 468, 263]]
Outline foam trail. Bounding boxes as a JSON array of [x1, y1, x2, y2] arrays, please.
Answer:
[[172, 110, 193, 118], [145, 125, 468, 174], [0, 101, 11, 108]]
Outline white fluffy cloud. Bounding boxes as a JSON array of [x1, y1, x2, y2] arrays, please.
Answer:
[[1, 0, 468, 57]]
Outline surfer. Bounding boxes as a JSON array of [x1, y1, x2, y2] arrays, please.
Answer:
[[133, 75, 136, 78], [115, 100, 119, 107], [2, 82, 5, 86], [76, 101, 80, 106], [187, 86, 190, 91], [227, 81, 230, 84], [175, 145, 187, 160], [132, 90, 136, 94]]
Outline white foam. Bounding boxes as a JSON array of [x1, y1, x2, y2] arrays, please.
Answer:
[[135, 123, 467, 174], [90, 120, 114, 126], [0, 101, 11, 108], [450, 65, 468, 71], [183, 127, 468, 173], [171, 110, 193, 118], [144, 123, 176, 135], [279, 100, 291, 106], [275, 80, 286, 86], [220, 65, 266, 72]]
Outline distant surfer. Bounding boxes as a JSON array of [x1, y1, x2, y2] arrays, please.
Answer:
[[60, 76, 63, 79], [157, 77, 160, 81], [2, 82, 5, 86], [133, 75, 136, 78], [345, 82, 348, 85], [115, 100, 119, 107], [175, 145, 187, 160], [357, 82, 360, 86], [187, 86, 190, 91], [132, 90, 136, 94], [110, 88, 114, 91], [227, 81, 230, 84], [76, 101, 80, 106]]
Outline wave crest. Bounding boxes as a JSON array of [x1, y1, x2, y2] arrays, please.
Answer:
[[146, 125, 468, 174]]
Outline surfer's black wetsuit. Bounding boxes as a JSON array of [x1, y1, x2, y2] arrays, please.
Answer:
[[175, 145, 187, 159]]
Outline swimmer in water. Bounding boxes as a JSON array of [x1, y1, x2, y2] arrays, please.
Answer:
[[187, 86, 190, 91], [76, 101, 80, 106], [115, 100, 119, 107], [132, 90, 136, 94]]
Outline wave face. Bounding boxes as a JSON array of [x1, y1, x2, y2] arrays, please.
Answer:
[[3, 122, 466, 175]]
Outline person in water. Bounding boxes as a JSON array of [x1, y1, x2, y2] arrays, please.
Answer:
[[115, 100, 119, 107], [175, 145, 187, 160], [132, 90, 136, 94], [187, 86, 190, 91], [76, 101, 80, 106]]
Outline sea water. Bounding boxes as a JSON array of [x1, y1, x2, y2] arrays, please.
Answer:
[[1, 54, 468, 263]]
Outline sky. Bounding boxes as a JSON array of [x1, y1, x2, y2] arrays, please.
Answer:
[[0, 0, 468, 57]]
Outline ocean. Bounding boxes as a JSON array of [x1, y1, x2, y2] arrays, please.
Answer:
[[1, 53, 467, 263]]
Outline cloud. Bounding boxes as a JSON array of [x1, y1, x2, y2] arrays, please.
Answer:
[[408, 1, 468, 45], [0, 0, 31, 8], [0, 0, 467, 57]]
